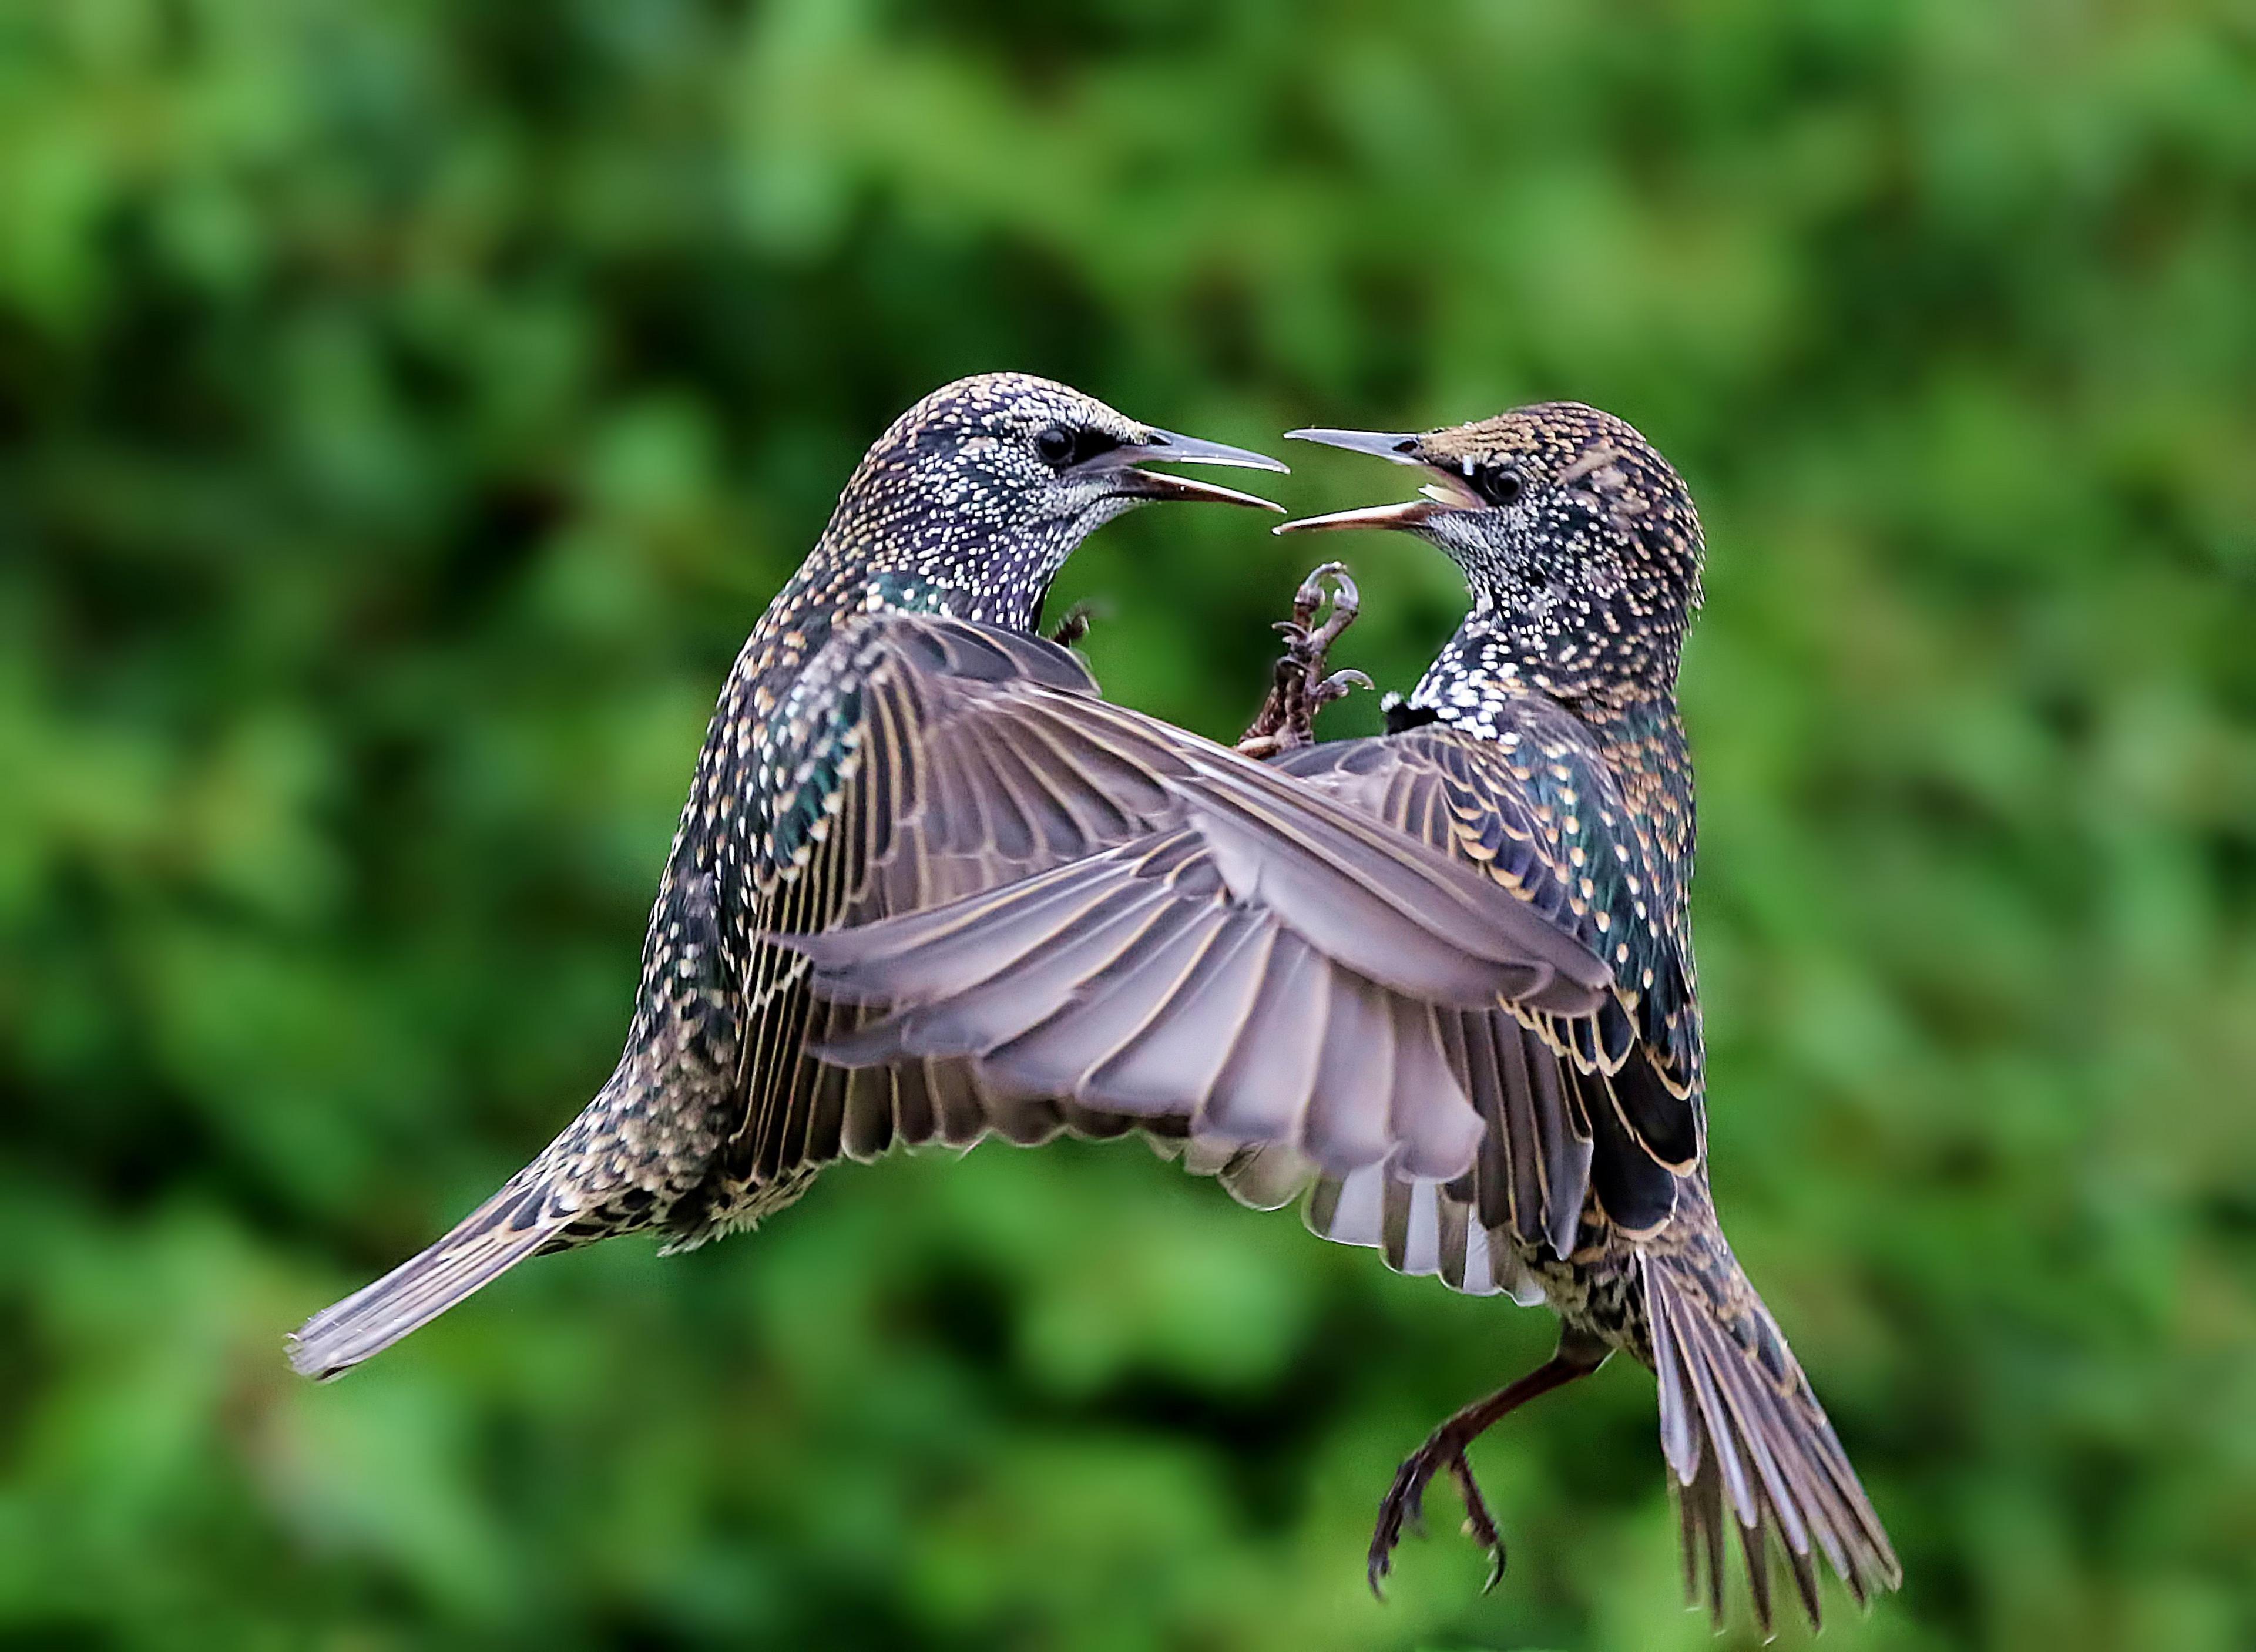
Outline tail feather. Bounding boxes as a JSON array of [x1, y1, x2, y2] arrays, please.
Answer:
[[287, 1178, 569, 1380], [1644, 1247, 1901, 1633]]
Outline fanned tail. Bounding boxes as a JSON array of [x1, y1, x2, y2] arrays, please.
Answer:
[[1642, 1243, 1901, 1632], [287, 1174, 572, 1380]]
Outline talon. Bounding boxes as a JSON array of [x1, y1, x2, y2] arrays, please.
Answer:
[[1047, 602, 1096, 647], [1293, 558, 1354, 619], [1311, 667, 1374, 706], [1304, 565, 1362, 652], [1238, 562, 1368, 758], [1368, 1439, 1445, 1600], [1444, 1449, 1508, 1590], [1368, 1433, 1511, 1602], [1361, 1349, 1594, 1601]]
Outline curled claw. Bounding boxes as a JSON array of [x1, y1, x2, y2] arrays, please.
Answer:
[[1314, 667, 1374, 705], [1298, 560, 1361, 640], [1367, 1455, 1426, 1597], [1368, 1438, 1508, 1601], [1361, 1345, 1598, 1604], [1445, 1455, 1508, 1593], [1047, 602, 1097, 648], [1237, 562, 1370, 758]]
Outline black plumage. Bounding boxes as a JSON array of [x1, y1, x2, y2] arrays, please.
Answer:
[[286, 371, 1291, 1378], [797, 403, 1902, 1631]]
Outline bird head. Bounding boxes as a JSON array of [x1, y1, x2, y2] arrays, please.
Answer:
[[1280, 402, 1704, 697], [822, 372, 1284, 630]]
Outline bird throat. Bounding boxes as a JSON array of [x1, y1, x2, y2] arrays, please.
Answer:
[[803, 488, 1086, 637], [1409, 611, 1678, 738]]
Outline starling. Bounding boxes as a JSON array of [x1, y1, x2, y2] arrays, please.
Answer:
[[286, 372, 1290, 1379], [790, 404, 1902, 1631]]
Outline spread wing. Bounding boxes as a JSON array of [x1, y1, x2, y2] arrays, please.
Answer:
[[773, 650, 1670, 1234], [695, 613, 1131, 1232], [683, 613, 1610, 1242], [1243, 717, 1706, 1294], [787, 704, 1704, 1276], [1274, 718, 1704, 1224]]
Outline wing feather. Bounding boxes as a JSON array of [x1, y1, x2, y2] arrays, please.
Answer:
[[1085, 921, 1276, 1111], [701, 611, 1690, 1287]]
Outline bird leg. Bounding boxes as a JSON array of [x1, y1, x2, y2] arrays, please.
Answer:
[[1047, 600, 1098, 648], [1367, 1330, 1610, 1599], [1236, 562, 1374, 758]]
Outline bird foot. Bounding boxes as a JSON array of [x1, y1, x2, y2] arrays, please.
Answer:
[[1237, 562, 1373, 758], [1367, 1428, 1508, 1599], [1048, 601, 1097, 648]]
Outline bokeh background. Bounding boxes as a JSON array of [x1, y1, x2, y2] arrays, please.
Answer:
[[5, 2, 2255, 1648]]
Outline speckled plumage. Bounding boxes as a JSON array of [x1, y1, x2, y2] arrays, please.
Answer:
[[1278, 405, 1898, 1629], [798, 403, 1901, 1630], [290, 381, 1898, 1630], [287, 372, 1287, 1378]]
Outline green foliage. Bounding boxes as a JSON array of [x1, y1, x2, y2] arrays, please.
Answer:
[[4, 1, 2254, 1647]]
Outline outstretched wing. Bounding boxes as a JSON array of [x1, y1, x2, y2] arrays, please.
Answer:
[[773, 661, 1670, 1235], [788, 703, 1704, 1272], [682, 613, 1610, 1243], [289, 613, 1193, 1376], [1269, 718, 1705, 1254], [288, 617, 1666, 1378]]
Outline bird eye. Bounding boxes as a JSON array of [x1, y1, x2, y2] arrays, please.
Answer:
[[1473, 464, 1524, 508], [1032, 423, 1122, 471], [1033, 424, 1079, 467]]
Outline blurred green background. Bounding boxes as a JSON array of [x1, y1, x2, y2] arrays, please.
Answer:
[[5, 2, 2254, 1648]]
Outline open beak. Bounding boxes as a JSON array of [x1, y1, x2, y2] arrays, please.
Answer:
[[1081, 427, 1288, 512], [1274, 427, 1480, 535]]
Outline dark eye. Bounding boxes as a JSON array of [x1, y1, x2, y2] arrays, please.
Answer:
[[1471, 463, 1523, 508], [1033, 424, 1079, 467], [1033, 422, 1119, 470]]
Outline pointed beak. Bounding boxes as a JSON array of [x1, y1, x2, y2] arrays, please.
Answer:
[[1283, 428, 1428, 464], [1275, 426, 1478, 536], [1080, 427, 1288, 512], [1275, 498, 1440, 534], [1144, 428, 1291, 473]]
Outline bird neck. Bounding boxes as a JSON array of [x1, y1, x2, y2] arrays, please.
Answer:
[[1410, 616, 1698, 933], [783, 483, 1102, 637], [1409, 611, 1681, 733]]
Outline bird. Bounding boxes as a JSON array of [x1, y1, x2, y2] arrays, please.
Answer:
[[286, 371, 1295, 1379], [785, 403, 1904, 1632]]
